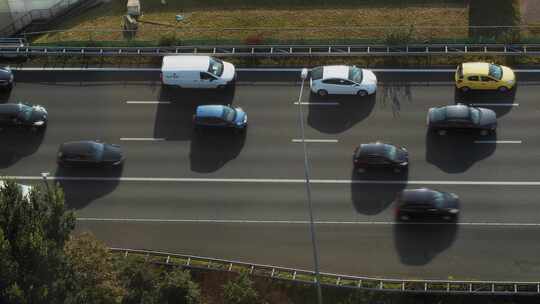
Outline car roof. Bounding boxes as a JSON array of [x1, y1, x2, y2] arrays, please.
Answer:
[[162, 55, 210, 72], [401, 188, 439, 204], [60, 141, 101, 155], [0, 103, 22, 115], [0, 67, 11, 74], [322, 65, 349, 80], [444, 105, 470, 120], [462, 62, 490, 75], [196, 105, 226, 118]]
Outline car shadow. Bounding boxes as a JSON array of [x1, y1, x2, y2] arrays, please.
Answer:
[[0, 128, 44, 168], [350, 168, 408, 215], [454, 86, 517, 117], [394, 223, 458, 266], [0, 88, 11, 102], [154, 86, 236, 141], [379, 82, 413, 118], [307, 93, 375, 134], [190, 129, 246, 173], [54, 164, 123, 210], [425, 131, 496, 173]]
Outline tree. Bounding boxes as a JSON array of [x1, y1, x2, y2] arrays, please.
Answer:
[[0, 180, 76, 303], [63, 232, 125, 304], [118, 258, 160, 304], [222, 273, 261, 304], [157, 268, 200, 304]]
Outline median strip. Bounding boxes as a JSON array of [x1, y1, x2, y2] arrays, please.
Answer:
[[293, 102, 339, 106], [470, 103, 519, 107], [474, 140, 522, 144], [120, 138, 166, 141], [126, 101, 171, 104]]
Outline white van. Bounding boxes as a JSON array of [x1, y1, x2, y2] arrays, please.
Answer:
[[161, 55, 236, 89]]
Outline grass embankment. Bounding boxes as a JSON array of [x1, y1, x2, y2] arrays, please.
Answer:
[[32, 0, 469, 46]]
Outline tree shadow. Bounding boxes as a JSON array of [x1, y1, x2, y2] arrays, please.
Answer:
[[379, 82, 413, 118], [394, 223, 458, 266], [54, 164, 123, 210], [350, 169, 408, 215], [189, 129, 246, 173], [154, 86, 236, 141], [0, 128, 44, 168], [454, 86, 518, 117], [307, 93, 375, 134], [425, 131, 497, 174]]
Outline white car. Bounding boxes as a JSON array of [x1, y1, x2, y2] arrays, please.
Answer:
[[309, 65, 377, 97]]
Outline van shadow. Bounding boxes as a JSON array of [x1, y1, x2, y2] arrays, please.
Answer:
[[190, 129, 246, 173], [394, 223, 458, 266], [54, 165, 123, 210], [425, 131, 496, 173], [454, 86, 517, 117], [307, 93, 375, 134], [0, 128, 44, 168], [379, 82, 413, 118], [154, 86, 236, 141], [350, 169, 408, 215]]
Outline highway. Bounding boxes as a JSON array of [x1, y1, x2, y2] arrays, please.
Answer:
[[3, 69, 540, 280]]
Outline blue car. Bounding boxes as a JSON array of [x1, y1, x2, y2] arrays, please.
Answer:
[[193, 105, 247, 132]]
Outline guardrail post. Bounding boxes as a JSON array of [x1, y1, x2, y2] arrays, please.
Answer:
[[402, 282, 405, 291], [228, 263, 233, 271], [250, 265, 254, 274], [424, 282, 427, 291], [357, 280, 362, 288], [186, 257, 191, 266], [124, 250, 129, 258], [271, 268, 275, 278], [379, 280, 383, 290], [292, 271, 297, 280], [165, 256, 170, 264], [336, 277, 341, 286]]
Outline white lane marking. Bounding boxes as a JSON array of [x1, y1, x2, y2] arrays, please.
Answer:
[[11, 67, 540, 73], [291, 139, 339, 143], [9, 176, 540, 185], [120, 138, 166, 141], [126, 101, 170, 104], [470, 103, 519, 107], [76, 217, 540, 227], [294, 102, 339, 106], [474, 140, 522, 144]]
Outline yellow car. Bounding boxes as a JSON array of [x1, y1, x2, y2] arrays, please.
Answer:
[[455, 62, 516, 93]]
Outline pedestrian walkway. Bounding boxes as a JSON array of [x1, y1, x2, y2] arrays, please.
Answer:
[[521, 0, 540, 24]]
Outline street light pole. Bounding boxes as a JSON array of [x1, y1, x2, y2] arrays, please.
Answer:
[[297, 68, 323, 304]]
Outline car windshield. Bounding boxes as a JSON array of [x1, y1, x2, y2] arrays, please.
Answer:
[[469, 108, 481, 124], [18, 104, 33, 122], [382, 144, 397, 160], [488, 64, 503, 80], [348, 66, 363, 83], [431, 108, 447, 122], [208, 57, 224, 76], [311, 67, 323, 80], [431, 191, 446, 208], [222, 107, 236, 122]]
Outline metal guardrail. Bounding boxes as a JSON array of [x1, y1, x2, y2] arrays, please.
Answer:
[[110, 248, 540, 296], [1, 43, 540, 57]]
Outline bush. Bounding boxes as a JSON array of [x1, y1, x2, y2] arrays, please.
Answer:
[[222, 273, 261, 304], [159, 33, 178, 46], [157, 269, 201, 304]]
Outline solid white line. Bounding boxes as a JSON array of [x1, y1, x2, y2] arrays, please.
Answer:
[[126, 101, 170, 104], [292, 139, 339, 143], [294, 102, 339, 106], [470, 103, 519, 107], [8, 176, 540, 185], [474, 140, 522, 144], [120, 138, 166, 141], [76, 217, 540, 227], [11, 67, 540, 73]]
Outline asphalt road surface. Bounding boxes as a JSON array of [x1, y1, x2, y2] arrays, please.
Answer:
[[3, 69, 540, 281]]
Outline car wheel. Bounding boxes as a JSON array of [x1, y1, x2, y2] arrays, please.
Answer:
[[317, 89, 328, 97], [460, 86, 470, 93], [479, 129, 489, 136], [217, 85, 226, 90], [437, 129, 447, 136], [400, 215, 410, 221], [357, 90, 368, 97], [498, 86, 509, 93], [356, 167, 366, 173]]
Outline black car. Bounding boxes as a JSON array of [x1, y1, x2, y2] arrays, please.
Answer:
[[353, 142, 408, 172], [395, 188, 460, 222], [0, 103, 47, 130], [57, 141, 124, 167], [427, 104, 497, 135], [0, 67, 14, 90]]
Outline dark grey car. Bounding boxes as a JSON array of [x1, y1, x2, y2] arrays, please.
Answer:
[[0, 67, 14, 90], [353, 142, 409, 172], [395, 188, 460, 222], [57, 140, 124, 167], [427, 104, 497, 135], [0, 103, 47, 130]]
